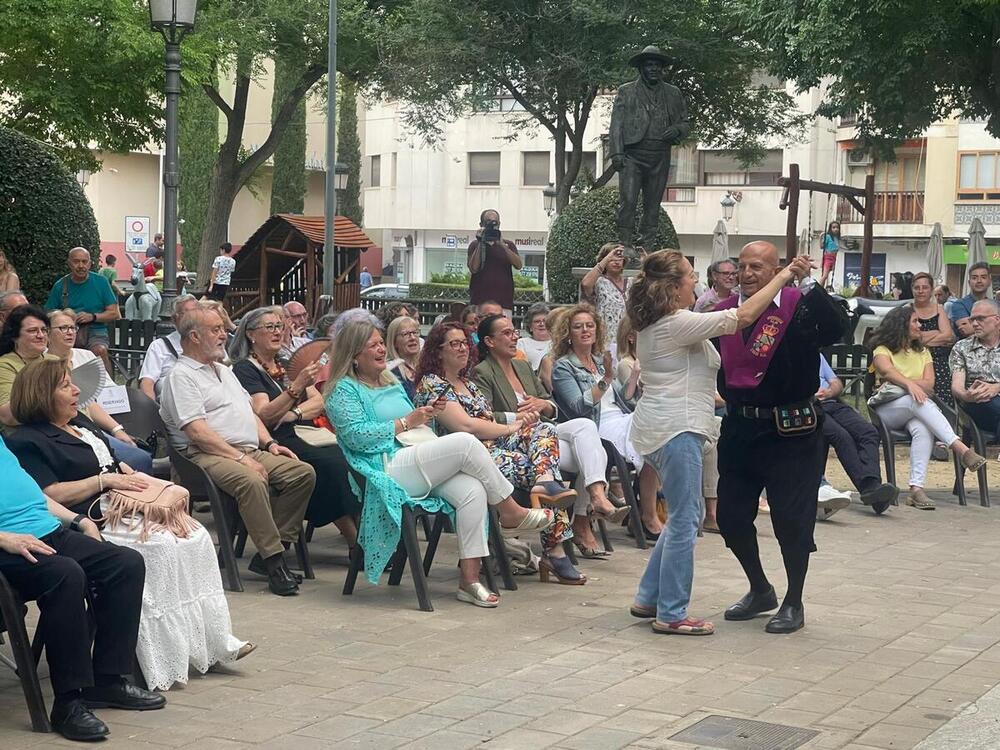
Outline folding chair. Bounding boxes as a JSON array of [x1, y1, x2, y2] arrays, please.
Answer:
[[955, 401, 994, 508], [603, 440, 647, 549], [0, 572, 50, 733], [115, 387, 170, 479]]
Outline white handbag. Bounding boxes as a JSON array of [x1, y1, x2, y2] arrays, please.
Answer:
[[395, 425, 438, 446]]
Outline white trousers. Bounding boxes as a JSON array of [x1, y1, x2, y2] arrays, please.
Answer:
[[384, 433, 514, 559], [599, 408, 644, 470], [874, 395, 958, 488], [554, 418, 609, 514]]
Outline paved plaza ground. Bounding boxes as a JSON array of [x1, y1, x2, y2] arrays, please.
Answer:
[[2, 453, 1000, 749]]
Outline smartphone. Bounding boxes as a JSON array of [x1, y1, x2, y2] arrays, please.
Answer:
[[436, 383, 454, 402], [317, 352, 330, 367]]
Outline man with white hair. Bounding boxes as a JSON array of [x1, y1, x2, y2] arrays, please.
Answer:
[[282, 301, 311, 339], [138, 294, 199, 400], [159, 308, 314, 596], [0, 290, 28, 328], [950, 298, 1000, 435]]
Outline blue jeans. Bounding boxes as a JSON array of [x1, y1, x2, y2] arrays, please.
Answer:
[[106, 434, 154, 474], [634, 431, 705, 622]]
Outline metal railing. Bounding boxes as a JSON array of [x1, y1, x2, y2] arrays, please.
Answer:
[[837, 191, 925, 223]]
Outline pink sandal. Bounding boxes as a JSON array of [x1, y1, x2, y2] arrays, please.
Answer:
[[651, 617, 715, 635]]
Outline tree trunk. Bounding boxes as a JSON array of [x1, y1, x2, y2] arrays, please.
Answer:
[[197, 162, 241, 281]]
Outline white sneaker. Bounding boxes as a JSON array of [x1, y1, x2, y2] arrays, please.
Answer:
[[817, 484, 851, 520]]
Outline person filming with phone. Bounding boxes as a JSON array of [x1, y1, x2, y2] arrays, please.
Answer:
[[468, 209, 522, 316], [581, 243, 635, 354]]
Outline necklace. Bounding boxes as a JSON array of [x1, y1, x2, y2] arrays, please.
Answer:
[[251, 351, 286, 383]]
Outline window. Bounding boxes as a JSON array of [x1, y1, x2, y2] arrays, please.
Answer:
[[703, 149, 782, 186], [390, 153, 398, 187], [873, 155, 925, 193], [469, 152, 501, 186], [368, 155, 381, 188], [663, 145, 697, 201], [750, 70, 784, 90], [522, 152, 550, 186], [574, 151, 598, 179], [958, 152, 1000, 200]]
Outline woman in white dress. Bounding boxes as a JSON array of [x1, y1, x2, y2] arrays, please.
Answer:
[[516, 303, 552, 371], [6, 357, 253, 691]]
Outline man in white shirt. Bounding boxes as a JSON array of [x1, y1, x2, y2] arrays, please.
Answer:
[[138, 294, 198, 400], [159, 308, 315, 596]]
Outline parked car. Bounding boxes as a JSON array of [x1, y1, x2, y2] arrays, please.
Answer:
[[360, 283, 410, 300]]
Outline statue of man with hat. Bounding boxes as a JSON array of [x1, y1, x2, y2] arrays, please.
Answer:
[[609, 45, 691, 258]]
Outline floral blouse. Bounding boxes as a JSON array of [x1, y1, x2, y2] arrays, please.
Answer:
[[415, 373, 495, 426], [593, 275, 633, 343]]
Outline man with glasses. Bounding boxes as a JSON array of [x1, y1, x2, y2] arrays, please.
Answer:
[[138, 294, 199, 400], [950, 299, 1000, 435], [45, 247, 120, 375], [950, 262, 995, 339], [694, 260, 738, 313], [282, 301, 312, 339]]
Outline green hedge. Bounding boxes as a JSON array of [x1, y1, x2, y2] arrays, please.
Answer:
[[408, 282, 544, 303], [429, 271, 542, 290], [545, 186, 679, 303], [0, 127, 101, 303]]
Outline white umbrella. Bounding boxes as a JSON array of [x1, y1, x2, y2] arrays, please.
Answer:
[[926, 222, 944, 284], [965, 218, 987, 294], [710, 220, 729, 265]]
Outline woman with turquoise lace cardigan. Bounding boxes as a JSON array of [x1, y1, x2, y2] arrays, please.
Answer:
[[324, 318, 555, 608]]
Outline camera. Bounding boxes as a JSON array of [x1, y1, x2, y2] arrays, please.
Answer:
[[482, 220, 501, 242]]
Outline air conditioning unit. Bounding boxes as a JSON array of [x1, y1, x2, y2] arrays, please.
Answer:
[[846, 148, 873, 167]]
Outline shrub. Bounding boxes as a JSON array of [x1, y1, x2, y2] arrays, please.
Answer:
[[429, 271, 542, 289], [0, 127, 101, 304], [545, 186, 679, 303]]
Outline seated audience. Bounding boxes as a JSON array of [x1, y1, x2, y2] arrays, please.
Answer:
[[537, 306, 570, 393], [0, 290, 28, 328], [44, 247, 120, 374], [138, 294, 199, 400], [159, 308, 315, 596], [0, 305, 56, 431], [950, 262, 994, 339], [459, 304, 478, 335], [474, 313, 628, 559], [870, 305, 986, 510], [816, 353, 898, 513], [324, 318, 554, 607], [5, 358, 250, 693], [551, 304, 662, 539], [414, 322, 584, 583], [45, 309, 153, 473], [230, 307, 358, 550], [0, 438, 160, 742], [375, 301, 419, 331], [278, 305, 310, 359], [516, 302, 551, 371], [950, 299, 1000, 434], [385, 315, 421, 401], [283, 301, 312, 339], [314, 312, 339, 339], [693, 259, 738, 313]]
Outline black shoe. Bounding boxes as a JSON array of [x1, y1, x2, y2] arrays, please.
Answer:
[[765, 603, 805, 634], [249, 552, 303, 584], [267, 563, 300, 596], [872, 500, 891, 516], [724, 586, 778, 621], [860, 482, 898, 508], [51, 699, 110, 742], [81, 680, 166, 711]]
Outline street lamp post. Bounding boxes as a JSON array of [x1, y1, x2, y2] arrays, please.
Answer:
[[541, 183, 559, 300], [148, 0, 197, 324]]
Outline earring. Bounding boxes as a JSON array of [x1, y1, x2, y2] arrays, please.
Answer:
[[352, 360, 358, 370]]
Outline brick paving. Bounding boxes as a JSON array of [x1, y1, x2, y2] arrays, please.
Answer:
[[2, 455, 1000, 749]]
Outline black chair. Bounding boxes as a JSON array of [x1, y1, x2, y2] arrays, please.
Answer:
[[822, 343, 870, 412], [116, 387, 170, 479], [603, 440, 647, 549], [954, 401, 994, 508], [342, 470, 510, 611], [0, 572, 50, 733]]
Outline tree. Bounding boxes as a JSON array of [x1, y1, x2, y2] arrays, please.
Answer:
[[337, 77, 364, 226], [179, 82, 221, 271], [739, 0, 1000, 150], [269, 40, 309, 216], [376, 0, 808, 211], [0, 128, 101, 304], [545, 186, 678, 303]]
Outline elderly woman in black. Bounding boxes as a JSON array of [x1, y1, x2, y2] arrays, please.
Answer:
[[6, 357, 249, 691], [230, 306, 359, 550]]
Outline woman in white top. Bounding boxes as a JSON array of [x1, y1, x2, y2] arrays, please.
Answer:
[[627, 249, 810, 636], [516, 302, 551, 371]]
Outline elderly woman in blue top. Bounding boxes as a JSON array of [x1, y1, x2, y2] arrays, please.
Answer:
[[323, 317, 554, 608], [0, 438, 164, 741]]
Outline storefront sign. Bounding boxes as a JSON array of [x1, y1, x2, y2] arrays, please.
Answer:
[[843, 252, 887, 293]]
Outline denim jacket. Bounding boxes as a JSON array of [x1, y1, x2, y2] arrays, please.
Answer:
[[550, 352, 635, 425]]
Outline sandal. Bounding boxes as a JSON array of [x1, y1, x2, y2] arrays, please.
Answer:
[[572, 539, 610, 559], [629, 603, 655, 618], [651, 617, 715, 636], [501, 508, 555, 537], [702, 519, 721, 534], [539, 554, 587, 585], [236, 642, 257, 661], [530, 480, 577, 509], [593, 505, 630, 525], [457, 582, 500, 608], [962, 449, 987, 472]]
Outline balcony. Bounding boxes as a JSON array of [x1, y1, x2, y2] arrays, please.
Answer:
[[837, 191, 924, 224]]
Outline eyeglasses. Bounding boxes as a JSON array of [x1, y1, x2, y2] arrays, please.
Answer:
[[398, 330, 421, 339], [490, 328, 518, 339], [22, 326, 48, 337], [53, 324, 79, 333], [442, 339, 469, 351], [717, 271, 738, 277], [970, 315, 999, 323], [251, 323, 285, 333]]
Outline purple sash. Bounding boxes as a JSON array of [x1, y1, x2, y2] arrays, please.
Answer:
[[715, 287, 802, 389]]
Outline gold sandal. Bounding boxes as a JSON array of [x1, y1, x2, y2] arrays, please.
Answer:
[[457, 582, 500, 608]]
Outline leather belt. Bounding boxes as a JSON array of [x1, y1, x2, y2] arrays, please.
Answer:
[[730, 400, 815, 420]]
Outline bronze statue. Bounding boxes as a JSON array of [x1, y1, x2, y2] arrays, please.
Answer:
[[609, 45, 691, 258]]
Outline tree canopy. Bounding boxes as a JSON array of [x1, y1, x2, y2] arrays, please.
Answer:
[[739, 0, 1000, 150], [375, 0, 808, 209]]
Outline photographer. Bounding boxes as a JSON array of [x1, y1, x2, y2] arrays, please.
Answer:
[[581, 243, 634, 351], [467, 209, 522, 314]]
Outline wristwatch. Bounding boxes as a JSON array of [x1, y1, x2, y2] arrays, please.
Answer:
[[263, 439, 278, 452], [69, 513, 88, 532], [291, 407, 304, 420], [597, 379, 609, 391]]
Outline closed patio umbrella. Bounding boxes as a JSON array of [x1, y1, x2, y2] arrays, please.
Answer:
[[926, 222, 944, 284], [966, 218, 987, 294], [710, 220, 729, 265]]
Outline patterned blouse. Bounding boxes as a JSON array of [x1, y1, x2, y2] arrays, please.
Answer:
[[593, 275, 633, 344], [415, 373, 494, 428], [949, 336, 1000, 387]]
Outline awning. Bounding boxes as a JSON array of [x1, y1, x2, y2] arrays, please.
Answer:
[[943, 243, 1000, 266]]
